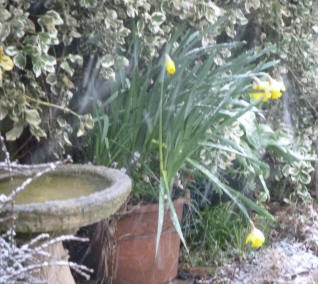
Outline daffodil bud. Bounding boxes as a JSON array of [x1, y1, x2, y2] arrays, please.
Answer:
[[165, 54, 175, 75], [245, 226, 265, 248]]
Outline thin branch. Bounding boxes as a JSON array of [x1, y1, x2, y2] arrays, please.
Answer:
[[4, 260, 93, 281], [0, 214, 15, 224], [0, 156, 73, 205], [24, 94, 81, 119], [0, 135, 12, 177], [0, 147, 92, 282], [34, 235, 89, 252]]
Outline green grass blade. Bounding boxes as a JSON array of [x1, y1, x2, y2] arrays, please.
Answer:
[[168, 196, 189, 253], [155, 181, 165, 256], [187, 158, 274, 220], [259, 174, 270, 201]]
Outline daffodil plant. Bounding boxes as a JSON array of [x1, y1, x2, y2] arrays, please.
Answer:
[[90, 25, 278, 253], [155, 44, 276, 252]]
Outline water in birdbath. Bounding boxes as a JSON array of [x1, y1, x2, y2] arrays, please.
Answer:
[[0, 174, 108, 204]]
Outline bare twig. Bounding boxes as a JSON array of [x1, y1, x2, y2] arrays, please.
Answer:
[[0, 143, 91, 282], [3, 260, 93, 281], [0, 155, 73, 205], [0, 214, 15, 223], [0, 135, 12, 177], [0, 134, 15, 247], [33, 235, 89, 252], [7, 164, 56, 203]]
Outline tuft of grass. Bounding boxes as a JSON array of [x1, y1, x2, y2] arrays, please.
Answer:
[[185, 202, 249, 266]]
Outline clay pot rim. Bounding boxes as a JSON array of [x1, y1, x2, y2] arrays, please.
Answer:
[[127, 197, 187, 214]]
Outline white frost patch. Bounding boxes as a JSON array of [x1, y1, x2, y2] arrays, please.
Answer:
[[217, 239, 318, 284]]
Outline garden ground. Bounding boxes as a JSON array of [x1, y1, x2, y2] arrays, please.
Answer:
[[175, 202, 318, 284]]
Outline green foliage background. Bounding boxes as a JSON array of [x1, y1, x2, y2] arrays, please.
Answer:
[[0, 0, 317, 272], [0, 0, 317, 194]]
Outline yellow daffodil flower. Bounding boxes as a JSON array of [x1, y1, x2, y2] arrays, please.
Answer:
[[249, 76, 285, 102], [269, 78, 285, 100], [0, 47, 14, 71], [165, 54, 175, 75], [245, 225, 265, 248], [249, 80, 271, 102]]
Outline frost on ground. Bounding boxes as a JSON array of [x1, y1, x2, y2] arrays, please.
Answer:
[[216, 239, 318, 284], [214, 203, 318, 284], [180, 203, 318, 284]]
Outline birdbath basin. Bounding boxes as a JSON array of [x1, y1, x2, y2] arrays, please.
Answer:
[[0, 164, 131, 234], [0, 164, 131, 282]]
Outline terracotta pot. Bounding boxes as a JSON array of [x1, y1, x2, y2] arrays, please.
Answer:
[[109, 198, 186, 284]]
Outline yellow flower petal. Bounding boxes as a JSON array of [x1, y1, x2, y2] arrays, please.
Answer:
[[245, 227, 265, 248], [270, 79, 285, 92], [249, 81, 271, 102], [271, 90, 282, 99], [263, 92, 271, 102], [165, 54, 175, 75], [249, 78, 285, 102], [249, 91, 266, 101], [0, 55, 14, 71], [269, 79, 285, 99], [253, 81, 270, 90]]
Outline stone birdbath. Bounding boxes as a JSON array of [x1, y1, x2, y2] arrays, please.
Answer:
[[0, 164, 131, 282]]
